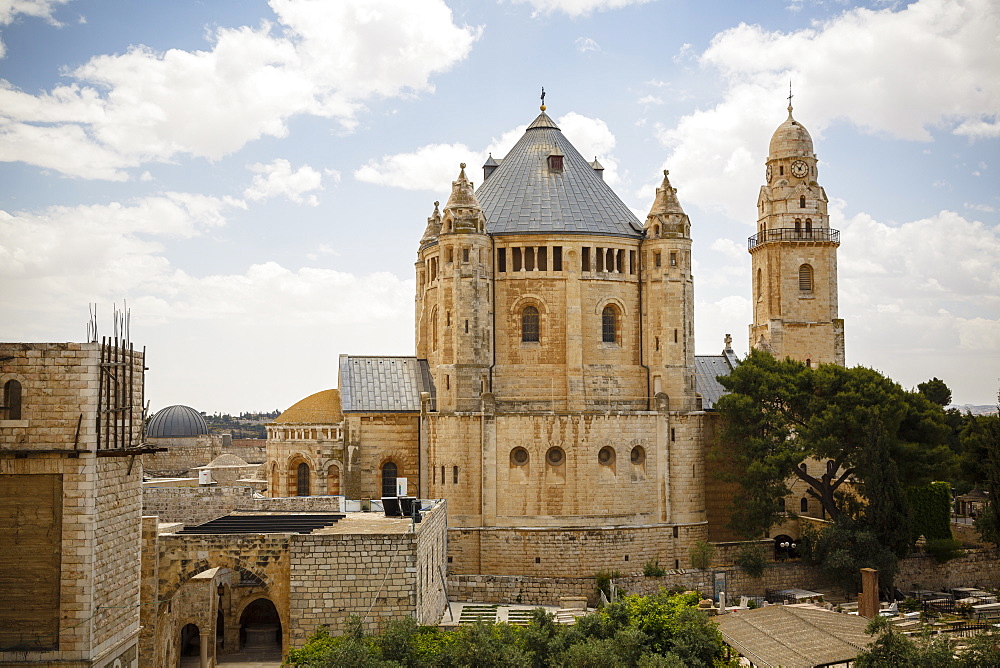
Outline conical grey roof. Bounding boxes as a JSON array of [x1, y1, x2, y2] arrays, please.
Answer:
[[476, 112, 642, 238]]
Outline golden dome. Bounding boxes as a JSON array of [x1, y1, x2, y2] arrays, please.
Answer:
[[273, 389, 342, 424]]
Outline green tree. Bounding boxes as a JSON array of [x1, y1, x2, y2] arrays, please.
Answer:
[[917, 377, 952, 407], [715, 351, 951, 539], [854, 615, 957, 667]]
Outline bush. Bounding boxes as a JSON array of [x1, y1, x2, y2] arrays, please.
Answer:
[[644, 559, 667, 577], [924, 537, 965, 563], [734, 544, 767, 578], [689, 541, 714, 569], [596, 570, 623, 600]]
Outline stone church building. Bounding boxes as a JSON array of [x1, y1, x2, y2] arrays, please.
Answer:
[[265, 100, 843, 577]]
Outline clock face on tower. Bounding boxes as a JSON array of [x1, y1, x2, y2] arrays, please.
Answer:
[[791, 160, 809, 178], [765, 164, 772, 183]]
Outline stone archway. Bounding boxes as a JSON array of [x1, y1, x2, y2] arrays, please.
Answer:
[[238, 597, 282, 652], [178, 623, 204, 667]]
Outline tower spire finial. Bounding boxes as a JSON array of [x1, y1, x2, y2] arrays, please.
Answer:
[[540, 86, 546, 112], [787, 79, 794, 116]]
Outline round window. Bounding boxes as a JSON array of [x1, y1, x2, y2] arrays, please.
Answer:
[[598, 446, 614, 465], [511, 447, 529, 466], [630, 445, 645, 465], [546, 447, 565, 466]]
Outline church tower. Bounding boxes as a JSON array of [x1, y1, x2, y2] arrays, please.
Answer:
[[749, 102, 844, 367], [415, 164, 492, 412], [642, 170, 697, 411]]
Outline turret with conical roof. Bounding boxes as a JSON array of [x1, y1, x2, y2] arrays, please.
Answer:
[[641, 169, 697, 412], [417, 164, 492, 412]]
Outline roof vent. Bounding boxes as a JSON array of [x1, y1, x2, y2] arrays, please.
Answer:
[[547, 152, 564, 173]]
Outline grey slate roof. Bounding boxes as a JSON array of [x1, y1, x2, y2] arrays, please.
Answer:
[[694, 345, 739, 410], [338, 355, 435, 413], [147, 404, 209, 438], [475, 111, 643, 238]]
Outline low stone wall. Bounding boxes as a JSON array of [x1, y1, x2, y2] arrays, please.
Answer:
[[447, 574, 596, 607], [898, 547, 1000, 591], [445, 548, 1000, 606], [142, 486, 343, 525]]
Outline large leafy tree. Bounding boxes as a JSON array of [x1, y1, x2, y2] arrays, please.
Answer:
[[715, 350, 950, 539]]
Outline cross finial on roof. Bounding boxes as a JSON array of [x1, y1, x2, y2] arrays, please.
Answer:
[[540, 86, 546, 111], [787, 80, 794, 116]]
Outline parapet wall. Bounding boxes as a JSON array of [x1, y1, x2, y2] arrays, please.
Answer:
[[142, 486, 342, 525]]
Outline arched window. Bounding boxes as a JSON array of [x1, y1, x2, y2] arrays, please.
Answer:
[[799, 195, 806, 208], [296, 462, 310, 496], [800, 497, 809, 513], [521, 306, 539, 343], [794, 218, 802, 234], [2, 380, 21, 420], [381, 462, 398, 497], [798, 264, 814, 292], [805, 218, 812, 234], [778, 497, 786, 512], [432, 307, 438, 350], [756, 268, 763, 300], [602, 306, 617, 343]]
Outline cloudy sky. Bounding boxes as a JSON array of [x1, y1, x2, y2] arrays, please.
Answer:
[[1, 0, 997, 414]]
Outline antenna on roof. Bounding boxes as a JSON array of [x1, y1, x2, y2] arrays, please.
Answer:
[[540, 86, 546, 112]]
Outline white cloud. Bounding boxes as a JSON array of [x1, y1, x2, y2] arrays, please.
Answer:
[[965, 202, 996, 213], [709, 237, 744, 260], [637, 95, 663, 105], [355, 142, 478, 192], [835, 204, 1000, 399], [511, 0, 654, 17], [0, 0, 481, 179], [0, 0, 70, 25], [656, 0, 1000, 220], [0, 194, 414, 410], [575, 37, 600, 52], [244, 159, 325, 206], [354, 112, 623, 192]]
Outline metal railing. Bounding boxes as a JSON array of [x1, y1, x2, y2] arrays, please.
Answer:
[[748, 227, 840, 250]]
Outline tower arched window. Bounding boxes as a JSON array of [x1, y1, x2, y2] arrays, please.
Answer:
[[800, 497, 809, 513], [798, 264, 814, 292], [381, 462, 398, 497], [799, 195, 806, 208], [296, 462, 310, 496], [756, 268, 763, 300], [805, 218, 812, 234], [432, 308, 439, 350], [521, 306, 539, 343], [794, 218, 802, 234], [2, 379, 22, 420], [602, 306, 617, 344]]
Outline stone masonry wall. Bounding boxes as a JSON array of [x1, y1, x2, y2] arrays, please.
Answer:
[[445, 548, 1000, 607], [143, 436, 266, 476], [447, 575, 596, 607], [448, 523, 706, 577], [287, 503, 448, 643], [142, 485, 343, 525], [91, 458, 143, 659]]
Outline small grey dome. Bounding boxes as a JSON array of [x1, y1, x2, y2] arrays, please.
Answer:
[[147, 405, 209, 438]]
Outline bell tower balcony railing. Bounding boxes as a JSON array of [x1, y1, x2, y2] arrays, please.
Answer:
[[748, 227, 840, 250]]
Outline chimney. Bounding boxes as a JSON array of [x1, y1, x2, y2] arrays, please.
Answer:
[[858, 568, 879, 618]]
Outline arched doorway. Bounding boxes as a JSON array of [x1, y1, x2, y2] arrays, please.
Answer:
[[239, 598, 281, 651], [327, 464, 340, 495], [179, 623, 201, 659], [381, 461, 398, 497]]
